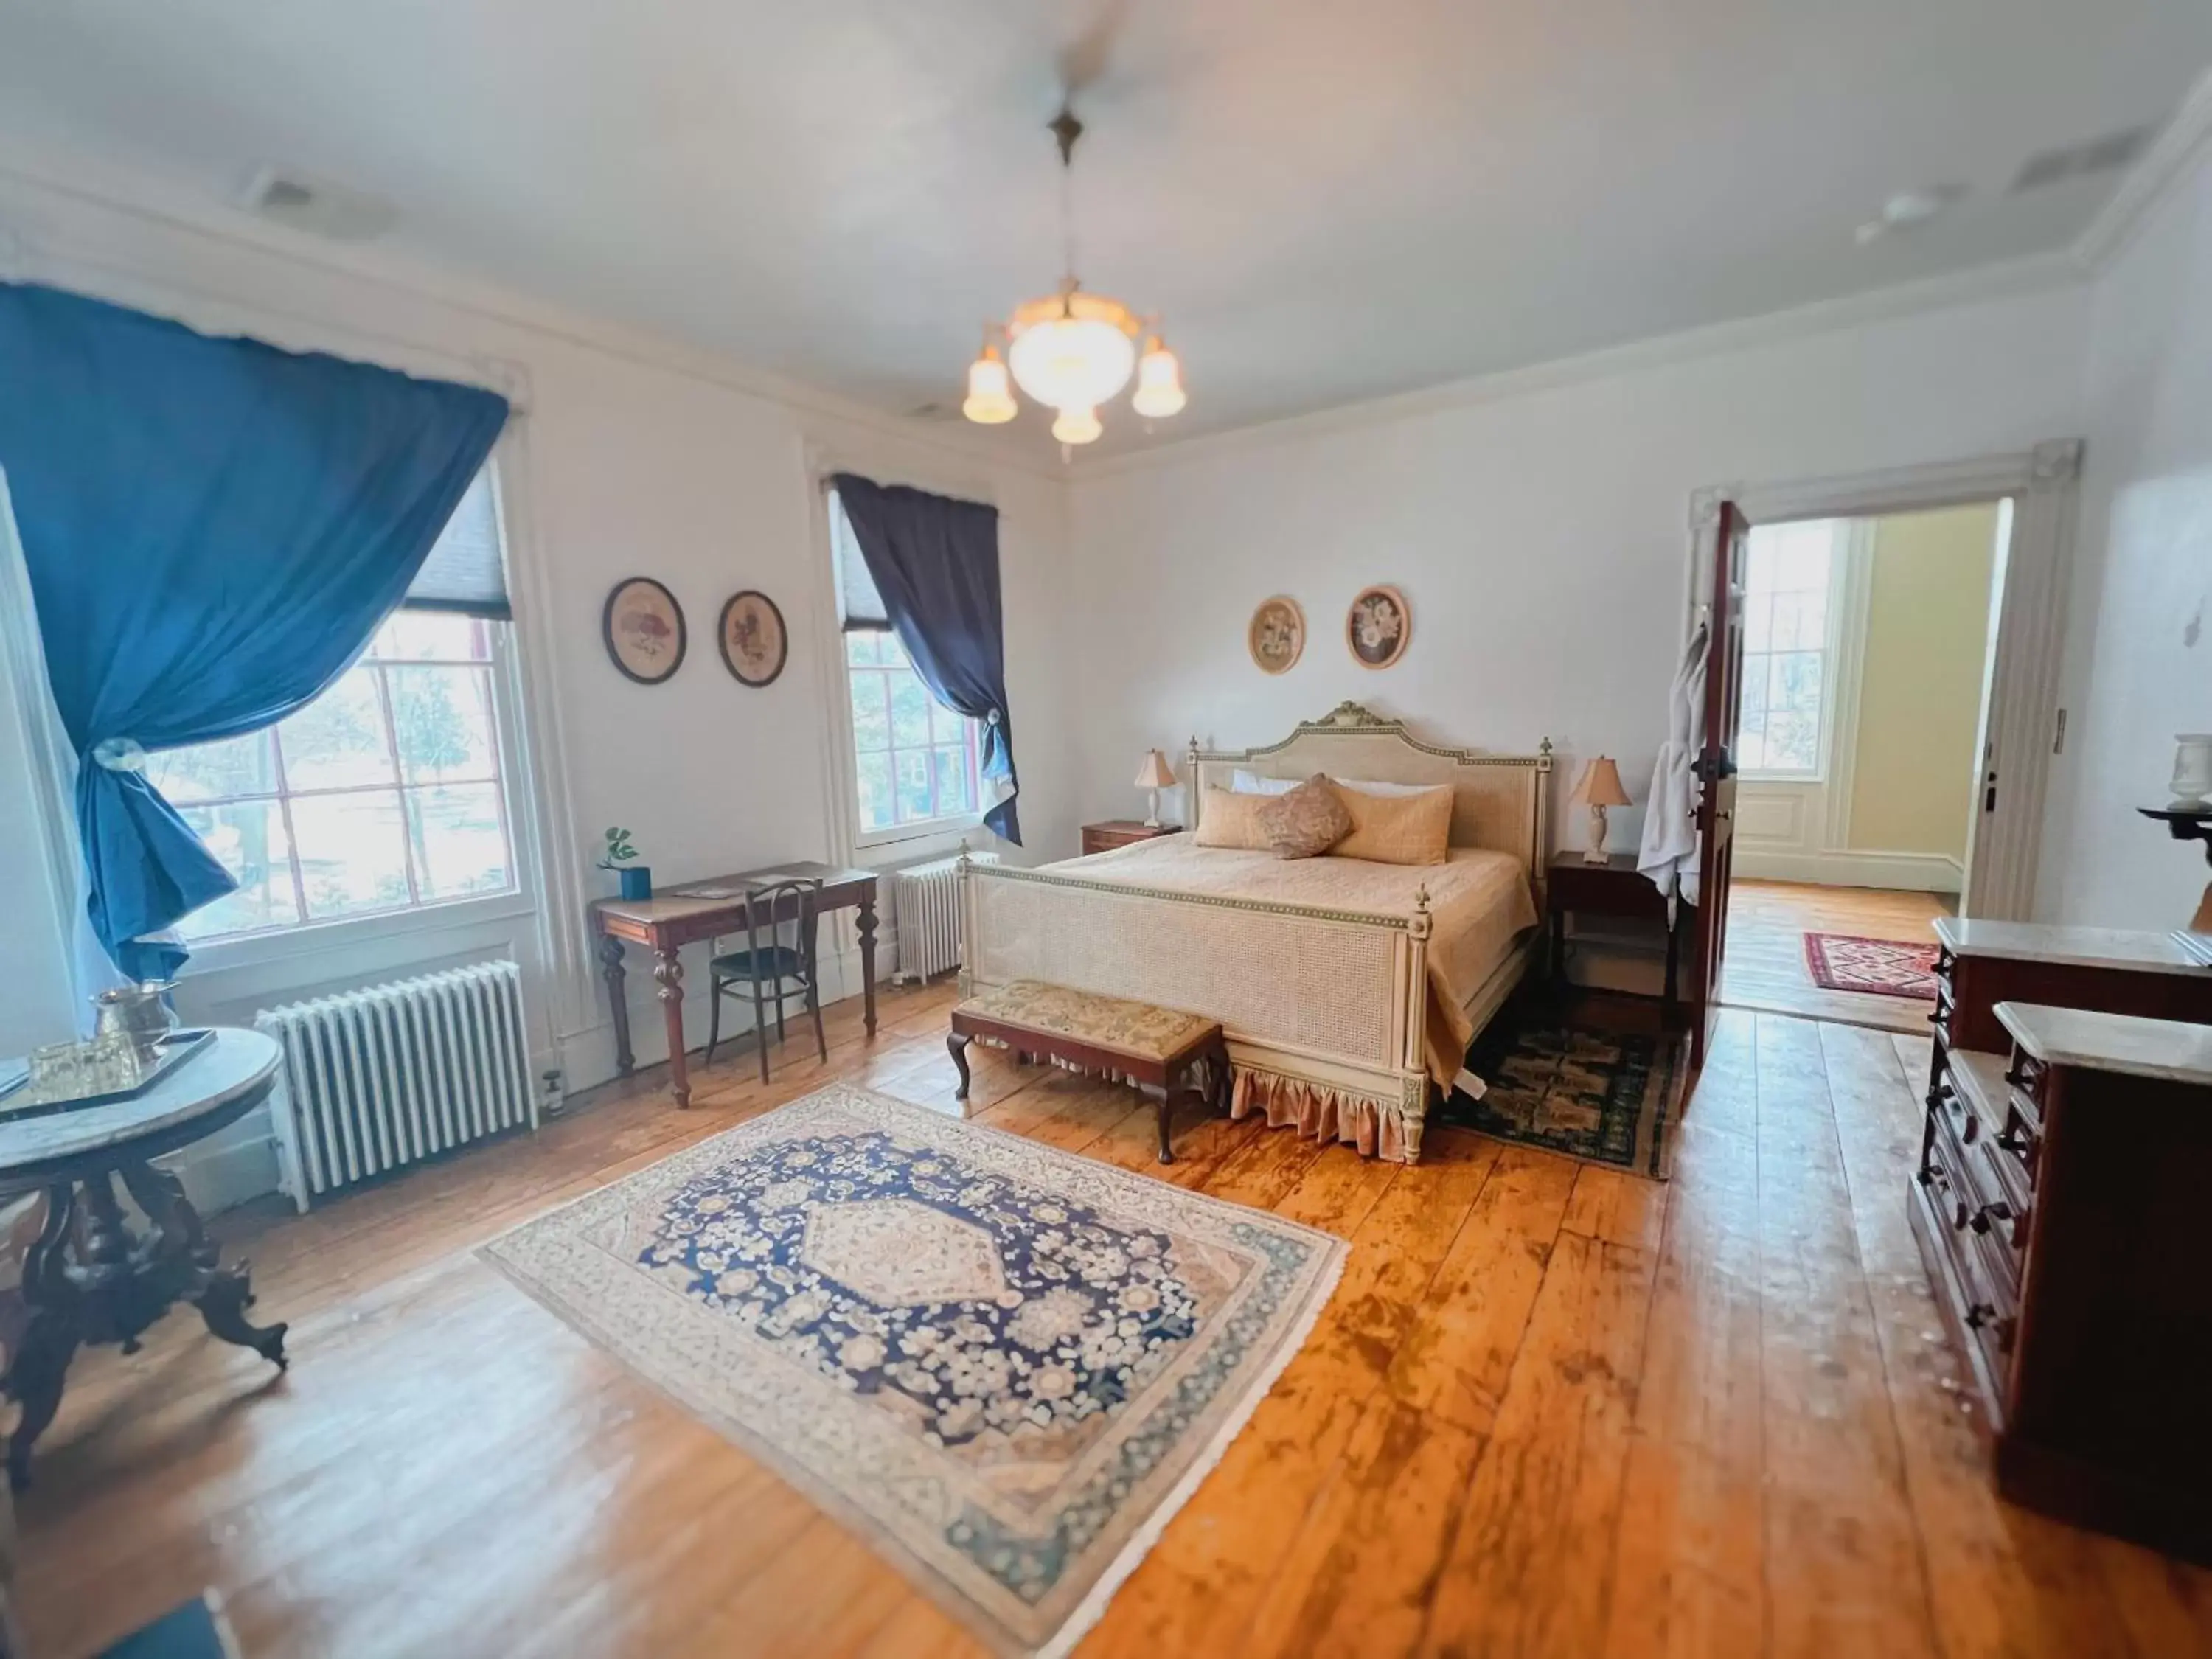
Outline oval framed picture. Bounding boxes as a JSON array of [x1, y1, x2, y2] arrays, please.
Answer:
[[1346, 584, 1411, 670], [602, 577, 686, 684], [1248, 594, 1306, 675], [717, 589, 789, 687]]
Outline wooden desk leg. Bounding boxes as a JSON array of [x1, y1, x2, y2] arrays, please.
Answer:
[[599, 933, 634, 1074], [858, 893, 880, 1038], [653, 948, 690, 1108]]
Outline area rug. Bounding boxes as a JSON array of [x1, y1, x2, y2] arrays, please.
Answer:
[[1443, 1018, 1686, 1180], [481, 1081, 1346, 1658], [1804, 932, 1941, 999]]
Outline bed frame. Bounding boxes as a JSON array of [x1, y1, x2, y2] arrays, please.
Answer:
[[959, 701, 1554, 1161]]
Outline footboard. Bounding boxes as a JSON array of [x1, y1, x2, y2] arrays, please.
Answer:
[[959, 858, 1436, 1158]]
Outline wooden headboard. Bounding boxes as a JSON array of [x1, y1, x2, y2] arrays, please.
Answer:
[[1188, 700, 1554, 901]]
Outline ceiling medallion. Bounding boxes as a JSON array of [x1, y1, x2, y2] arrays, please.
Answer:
[[962, 105, 1185, 448]]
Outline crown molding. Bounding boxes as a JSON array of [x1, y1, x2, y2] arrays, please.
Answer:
[[1073, 251, 2087, 481], [2071, 64, 2212, 274], [0, 142, 1065, 482]]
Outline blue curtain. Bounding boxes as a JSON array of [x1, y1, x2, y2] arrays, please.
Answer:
[[0, 282, 509, 978], [832, 474, 1020, 845]]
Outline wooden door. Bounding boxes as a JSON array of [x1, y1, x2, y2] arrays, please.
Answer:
[[1687, 501, 1749, 1069]]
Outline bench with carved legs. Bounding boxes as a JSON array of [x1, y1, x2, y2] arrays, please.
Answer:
[[947, 981, 1229, 1164]]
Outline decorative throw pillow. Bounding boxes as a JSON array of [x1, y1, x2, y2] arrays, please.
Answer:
[[1192, 786, 1275, 851], [1228, 768, 1301, 796], [1326, 780, 1453, 865], [1256, 774, 1353, 860]]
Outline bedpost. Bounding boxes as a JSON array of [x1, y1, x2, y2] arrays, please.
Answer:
[[1186, 734, 1201, 832], [1531, 737, 1555, 921], [956, 845, 976, 1000], [1400, 883, 1434, 1163]]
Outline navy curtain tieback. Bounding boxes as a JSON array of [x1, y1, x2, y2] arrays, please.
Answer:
[[832, 473, 1022, 846], [0, 281, 509, 978]]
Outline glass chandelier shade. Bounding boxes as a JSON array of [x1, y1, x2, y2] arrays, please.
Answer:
[[961, 345, 1018, 424], [1131, 336, 1186, 419], [1049, 404, 1103, 445], [1007, 309, 1136, 411]]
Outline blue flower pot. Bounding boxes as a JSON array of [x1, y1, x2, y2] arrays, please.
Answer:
[[619, 866, 653, 901]]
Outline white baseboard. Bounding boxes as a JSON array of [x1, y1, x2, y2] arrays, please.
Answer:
[[1733, 846, 1964, 894]]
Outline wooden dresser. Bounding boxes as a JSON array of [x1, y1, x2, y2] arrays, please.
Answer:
[[1925, 917, 2212, 1112], [1914, 998, 2212, 1560]]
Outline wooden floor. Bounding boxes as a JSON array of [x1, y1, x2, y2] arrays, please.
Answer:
[[19, 980, 2212, 1658], [1719, 879, 1953, 1035]]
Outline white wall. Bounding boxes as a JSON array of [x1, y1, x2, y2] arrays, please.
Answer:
[[1064, 284, 2093, 891], [2039, 136, 2212, 931], [0, 159, 1077, 1206]]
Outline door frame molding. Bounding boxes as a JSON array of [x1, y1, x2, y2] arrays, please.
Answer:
[[1685, 438, 2082, 922]]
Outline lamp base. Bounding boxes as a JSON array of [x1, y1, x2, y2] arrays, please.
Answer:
[[1581, 803, 1611, 864], [1143, 787, 1163, 830]]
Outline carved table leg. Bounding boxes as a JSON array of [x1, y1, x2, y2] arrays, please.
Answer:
[[858, 893, 880, 1038], [600, 933, 634, 1074], [5, 1185, 80, 1490], [655, 947, 690, 1107], [118, 1162, 288, 1370]]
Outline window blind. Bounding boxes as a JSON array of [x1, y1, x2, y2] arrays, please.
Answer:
[[403, 468, 509, 619], [830, 486, 891, 630]]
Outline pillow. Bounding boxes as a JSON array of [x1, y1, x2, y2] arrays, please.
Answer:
[[1228, 768, 1299, 796], [1332, 776, 1451, 799], [1192, 787, 1274, 850], [1256, 774, 1353, 860], [1326, 779, 1453, 865]]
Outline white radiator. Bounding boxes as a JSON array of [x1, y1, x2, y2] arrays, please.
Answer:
[[257, 960, 536, 1212], [894, 852, 1000, 983]]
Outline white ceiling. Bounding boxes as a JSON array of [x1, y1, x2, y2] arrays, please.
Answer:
[[1, 0, 2207, 455]]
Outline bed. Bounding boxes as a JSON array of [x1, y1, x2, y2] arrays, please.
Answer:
[[958, 701, 1554, 1161]]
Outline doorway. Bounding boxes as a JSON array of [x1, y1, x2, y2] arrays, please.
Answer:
[[1674, 439, 2081, 1065], [1717, 503, 2003, 1033]]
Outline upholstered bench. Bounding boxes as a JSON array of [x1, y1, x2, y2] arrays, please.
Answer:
[[947, 981, 1229, 1164]]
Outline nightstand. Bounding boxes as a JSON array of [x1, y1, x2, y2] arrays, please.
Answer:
[[1082, 819, 1182, 857], [1547, 851, 1681, 1007]]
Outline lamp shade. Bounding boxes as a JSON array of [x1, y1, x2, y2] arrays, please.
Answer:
[[1573, 756, 1632, 807], [1134, 748, 1178, 790]]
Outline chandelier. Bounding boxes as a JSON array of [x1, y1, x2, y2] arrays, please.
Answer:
[[962, 107, 1185, 445]]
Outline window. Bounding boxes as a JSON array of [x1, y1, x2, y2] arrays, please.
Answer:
[[828, 487, 984, 842], [1738, 520, 1841, 778], [148, 471, 522, 944]]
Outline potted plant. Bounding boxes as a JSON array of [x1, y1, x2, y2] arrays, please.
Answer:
[[597, 827, 652, 900]]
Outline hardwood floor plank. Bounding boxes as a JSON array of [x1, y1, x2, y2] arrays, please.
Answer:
[[1751, 1012, 1940, 1659], [1416, 1228, 1658, 1658]]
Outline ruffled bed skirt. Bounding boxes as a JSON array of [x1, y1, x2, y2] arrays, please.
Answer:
[[1229, 1068, 1416, 1164]]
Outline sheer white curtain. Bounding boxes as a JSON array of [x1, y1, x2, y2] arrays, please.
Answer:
[[0, 469, 116, 1048]]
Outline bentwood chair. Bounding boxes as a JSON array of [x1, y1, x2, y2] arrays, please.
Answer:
[[705, 877, 827, 1082]]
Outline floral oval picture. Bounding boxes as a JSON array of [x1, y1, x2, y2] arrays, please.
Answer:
[[1247, 595, 1306, 675], [602, 577, 686, 684], [1346, 584, 1411, 669], [718, 590, 788, 687]]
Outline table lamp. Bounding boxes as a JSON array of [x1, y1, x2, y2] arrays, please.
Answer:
[[1135, 748, 1178, 828], [1573, 757, 1631, 864]]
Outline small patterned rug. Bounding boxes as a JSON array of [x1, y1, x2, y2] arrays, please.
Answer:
[[1804, 932, 1941, 999], [1444, 1018, 1687, 1180], [481, 1082, 1346, 1658]]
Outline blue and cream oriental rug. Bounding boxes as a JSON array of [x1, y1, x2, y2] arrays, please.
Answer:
[[482, 1082, 1347, 1658]]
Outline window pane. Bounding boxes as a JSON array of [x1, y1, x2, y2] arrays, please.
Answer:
[[849, 670, 891, 754], [291, 790, 412, 918], [845, 630, 880, 667], [406, 784, 512, 899], [376, 611, 489, 662], [147, 731, 278, 804], [277, 669, 394, 790], [881, 630, 909, 667], [855, 751, 895, 834], [1742, 592, 1773, 655], [1770, 590, 1826, 652], [1770, 533, 1830, 594], [933, 744, 971, 815], [175, 800, 298, 939], [389, 666, 498, 783], [894, 748, 932, 823], [888, 672, 931, 748], [1773, 650, 1823, 717]]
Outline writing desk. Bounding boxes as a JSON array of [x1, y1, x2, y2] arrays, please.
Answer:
[[592, 862, 879, 1107]]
